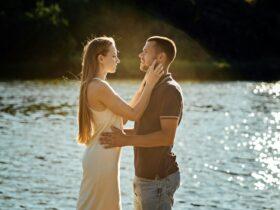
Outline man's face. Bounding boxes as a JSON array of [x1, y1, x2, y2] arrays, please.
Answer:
[[138, 41, 158, 72]]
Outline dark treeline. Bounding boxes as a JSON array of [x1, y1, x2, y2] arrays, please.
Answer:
[[134, 0, 280, 80], [0, 0, 279, 80]]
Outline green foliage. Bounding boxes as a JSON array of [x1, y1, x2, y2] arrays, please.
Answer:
[[25, 0, 68, 26], [0, 0, 238, 80]]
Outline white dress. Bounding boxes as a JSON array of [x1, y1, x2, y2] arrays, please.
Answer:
[[77, 105, 123, 209]]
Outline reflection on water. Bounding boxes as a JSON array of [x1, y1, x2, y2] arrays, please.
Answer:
[[254, 82, 280, 98], [250, 83, 280, 191], [0, 80, 279, 210]]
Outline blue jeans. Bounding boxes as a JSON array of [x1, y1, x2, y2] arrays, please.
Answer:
[[133, 171, 180, 210]]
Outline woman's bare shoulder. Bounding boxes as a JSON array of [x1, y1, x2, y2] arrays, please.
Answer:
[[87, 79, 113, 96]]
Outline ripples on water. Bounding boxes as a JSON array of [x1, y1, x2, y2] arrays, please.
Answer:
[[0, 80, 279, 210]]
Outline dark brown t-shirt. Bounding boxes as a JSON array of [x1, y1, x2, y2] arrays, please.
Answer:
[[134, 73, 183, 179]]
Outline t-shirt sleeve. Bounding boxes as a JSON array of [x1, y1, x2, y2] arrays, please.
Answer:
[[159, 87, 183, 119]]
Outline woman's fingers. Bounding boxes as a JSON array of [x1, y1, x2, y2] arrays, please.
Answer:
[[155, 63, 163, 70], [154, 65, 163, 74], [152, 65, 164, 77], [145, 61, 165, 85], [150, 59, 157, 69], [147, 60, 157, 72]]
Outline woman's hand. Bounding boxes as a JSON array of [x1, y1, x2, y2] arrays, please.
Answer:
[[145, 60, 164, 87]]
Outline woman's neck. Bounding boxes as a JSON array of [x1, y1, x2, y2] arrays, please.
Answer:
[[95, 71, 107, 81]]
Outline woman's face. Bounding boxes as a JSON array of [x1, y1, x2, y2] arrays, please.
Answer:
[[101, 45, 120, 74]]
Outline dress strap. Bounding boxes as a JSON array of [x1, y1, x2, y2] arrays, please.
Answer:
[[92, 77, 106, 82]]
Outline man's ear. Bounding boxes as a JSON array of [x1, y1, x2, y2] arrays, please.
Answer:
[[158, 52, 167, 63]]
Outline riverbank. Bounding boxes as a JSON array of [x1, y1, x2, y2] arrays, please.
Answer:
[[0, 59, 241, 81]]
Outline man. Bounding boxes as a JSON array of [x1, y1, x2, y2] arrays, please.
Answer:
[[100, 36, 183, 210]]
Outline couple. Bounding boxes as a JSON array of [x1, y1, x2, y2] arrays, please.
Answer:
[[77, 36, 183, 210]]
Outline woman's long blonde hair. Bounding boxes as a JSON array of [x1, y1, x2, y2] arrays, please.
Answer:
[[78, 37, 115, 145]]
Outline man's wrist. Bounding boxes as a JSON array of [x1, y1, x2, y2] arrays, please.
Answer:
[[123, 134, 130, 146]]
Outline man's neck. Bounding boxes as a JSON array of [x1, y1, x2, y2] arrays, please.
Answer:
[[154, 70, 171, 89], [162, 65, 169, 75], [162, 66, 170, 76]]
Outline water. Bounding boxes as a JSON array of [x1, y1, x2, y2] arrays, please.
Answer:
[[0, 80, 279, 210]]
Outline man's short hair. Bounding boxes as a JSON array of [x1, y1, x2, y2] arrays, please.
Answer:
[[147, 36, 177, 64]]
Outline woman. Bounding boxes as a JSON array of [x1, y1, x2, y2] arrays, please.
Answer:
[[77, 37, 163, 210]]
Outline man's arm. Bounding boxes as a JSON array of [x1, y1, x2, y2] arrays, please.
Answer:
[[100, 118, 179, 148], [126, 118, 179, 147], [100, 86, 183, 148]]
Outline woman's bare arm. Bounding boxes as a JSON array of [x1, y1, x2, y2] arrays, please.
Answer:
[[88, 62, 163, 121], [122, 79, 145, 124], [129, 79, 145, 107], [88, 80, 152, 121]]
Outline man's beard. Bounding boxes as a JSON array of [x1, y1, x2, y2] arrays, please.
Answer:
[[140, 63, 149, 72]]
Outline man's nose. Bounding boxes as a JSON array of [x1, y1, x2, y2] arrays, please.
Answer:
[[138, 53, 142, 58]]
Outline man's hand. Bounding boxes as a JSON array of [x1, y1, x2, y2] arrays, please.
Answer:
[[99, 126, 128, 148]]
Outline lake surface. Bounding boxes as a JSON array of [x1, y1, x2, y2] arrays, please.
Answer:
[[0, 80, 279, 210]]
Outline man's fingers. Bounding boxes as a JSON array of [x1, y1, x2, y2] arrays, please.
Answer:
[[99, 139, 110, 144], [100, 135, 112, 141], [99, 136, 109, 141], [100, 135, 117, 143], [101, 132, 112, 136], [103, 145, 116, 149]]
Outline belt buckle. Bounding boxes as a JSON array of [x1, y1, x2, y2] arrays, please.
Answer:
[[155, 174, 160, 180]]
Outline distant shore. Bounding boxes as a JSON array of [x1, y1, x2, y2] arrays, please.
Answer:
[[1, 59, 279, 82]]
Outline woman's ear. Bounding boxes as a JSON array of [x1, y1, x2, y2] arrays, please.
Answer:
[[97, 54, 104, 64]]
